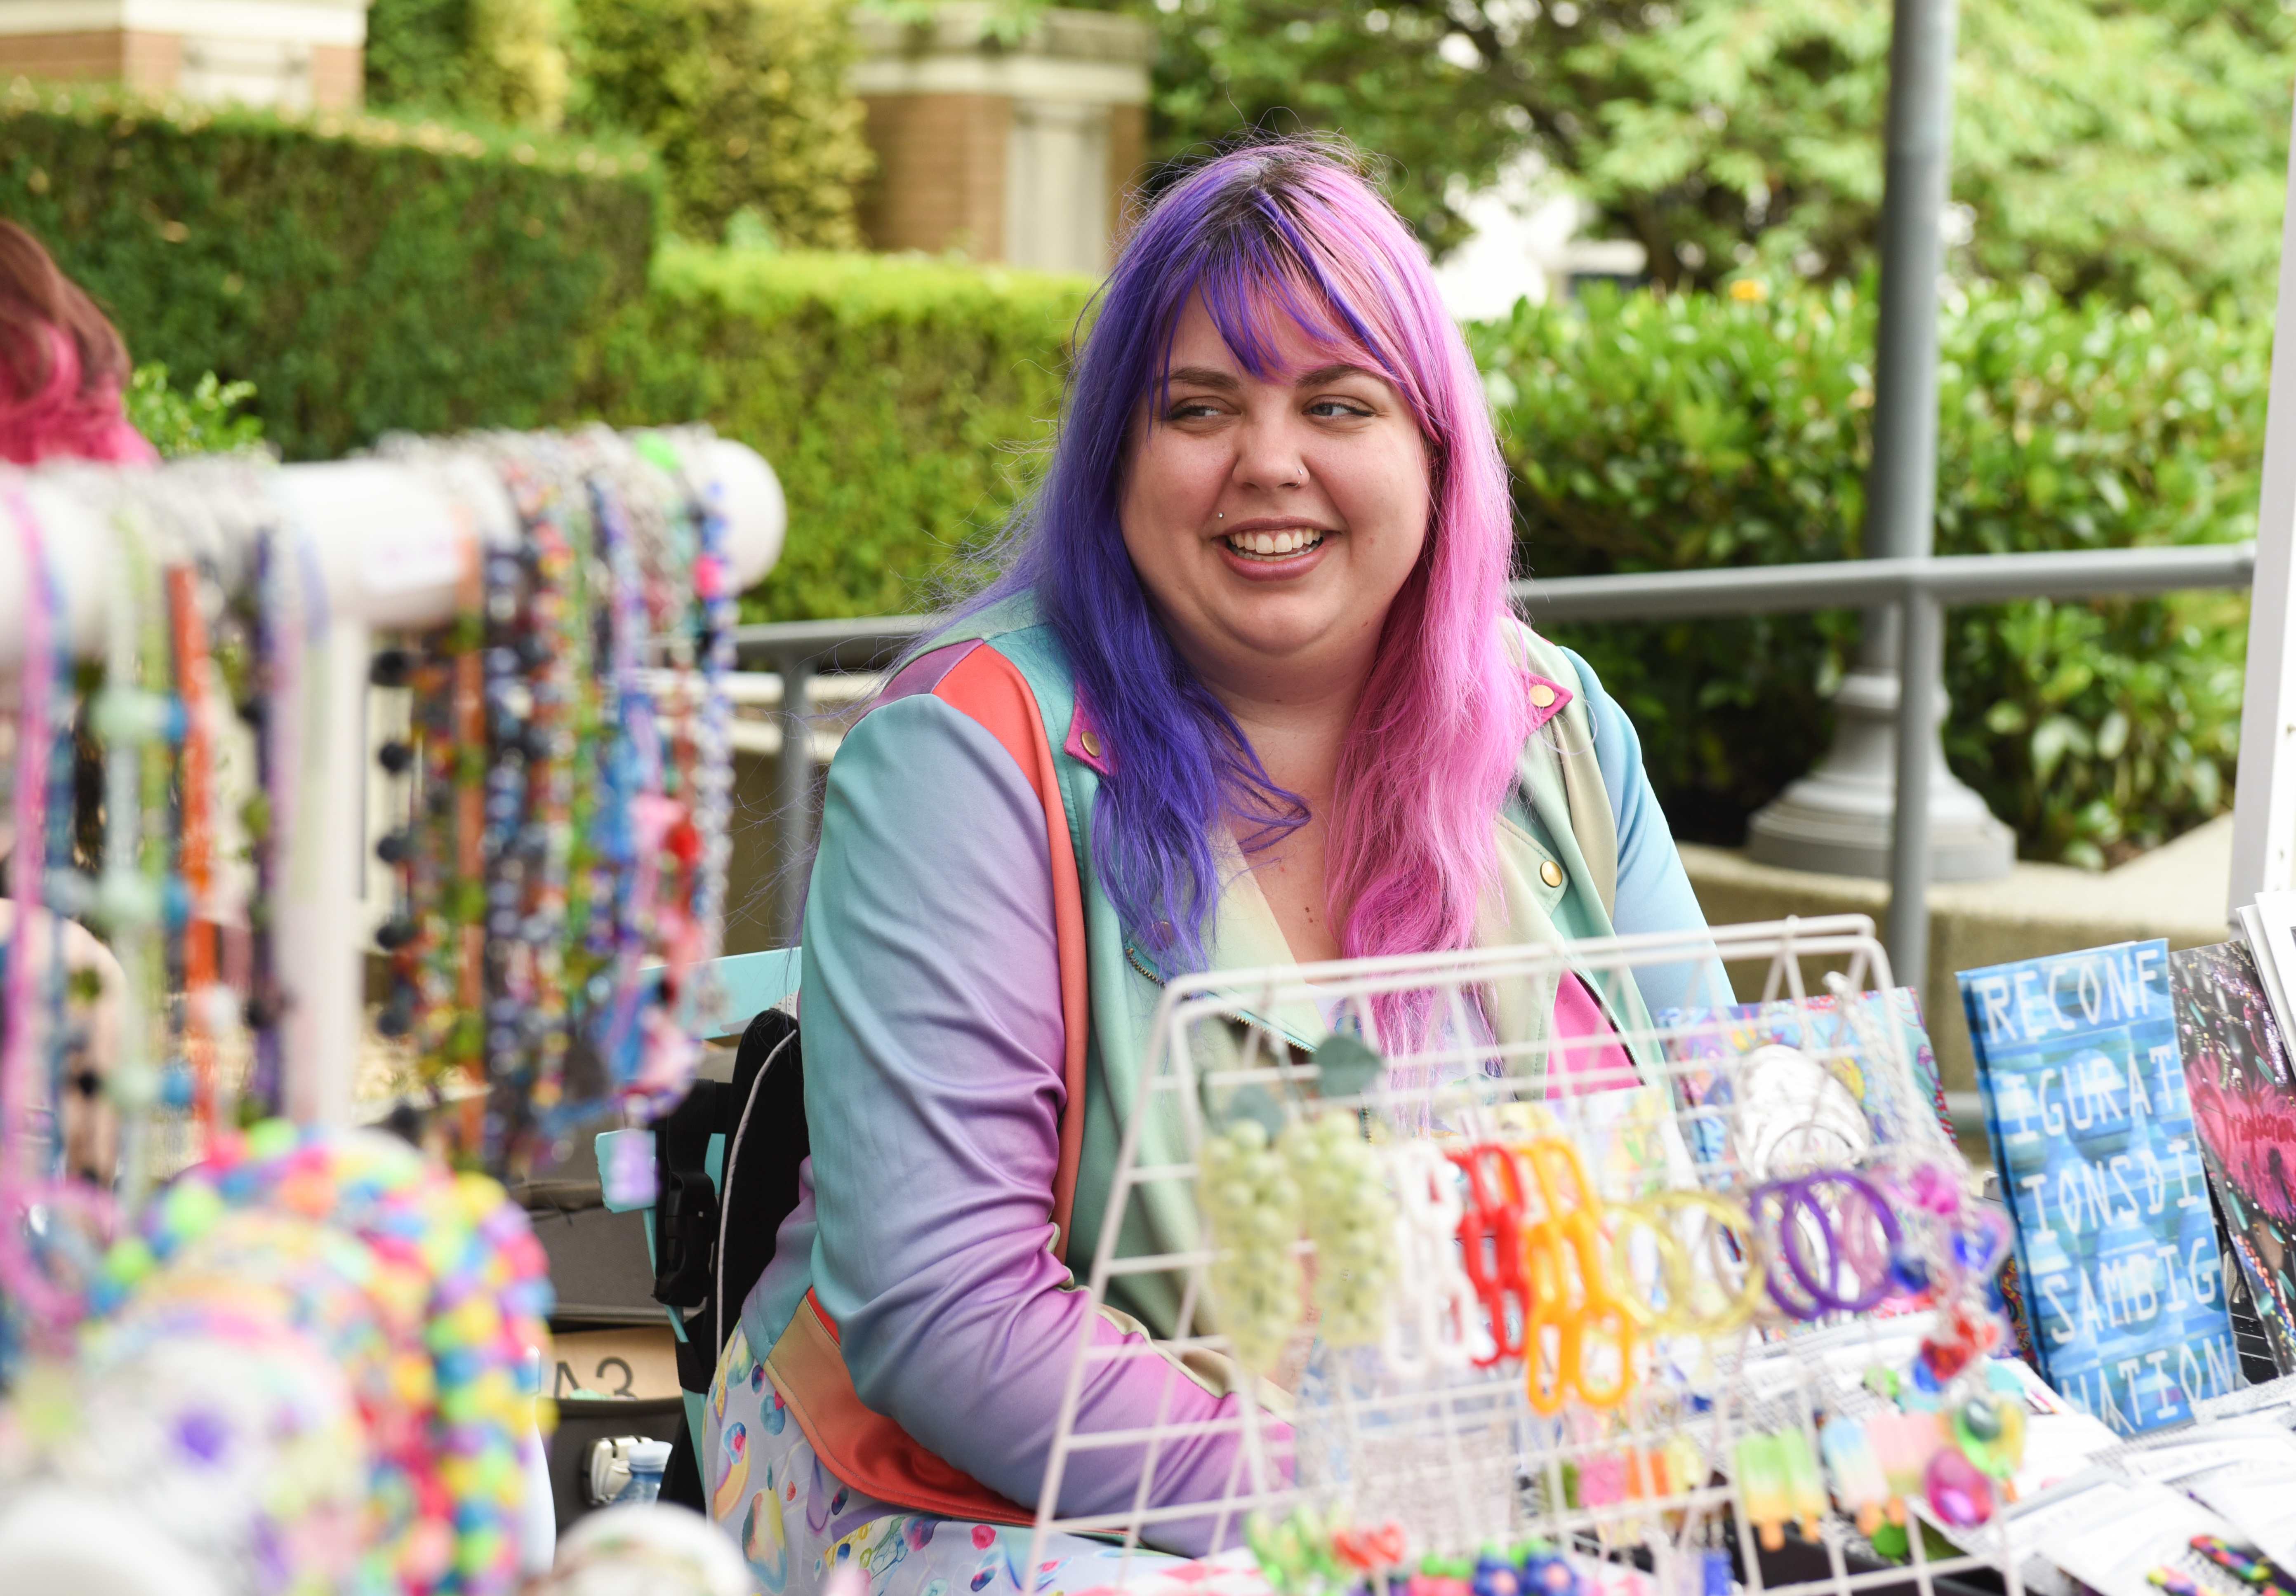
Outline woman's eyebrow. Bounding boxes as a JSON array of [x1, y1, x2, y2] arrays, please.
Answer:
[[1165, 365, 1240, 391], [1293, 361, 1385, 388]]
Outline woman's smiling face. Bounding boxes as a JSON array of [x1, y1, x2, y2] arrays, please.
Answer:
[[1117, 295, 1432, 697]]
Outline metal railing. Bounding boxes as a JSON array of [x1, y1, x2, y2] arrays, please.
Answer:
[[733, 540, 2258, 975]]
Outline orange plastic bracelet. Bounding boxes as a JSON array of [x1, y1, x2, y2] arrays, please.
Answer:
[[1517, 1137, 1635, 1413]]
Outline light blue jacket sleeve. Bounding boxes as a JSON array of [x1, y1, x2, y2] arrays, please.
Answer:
[[1560, 647, 1736, 1017], [794, 688, 1268, 1552]]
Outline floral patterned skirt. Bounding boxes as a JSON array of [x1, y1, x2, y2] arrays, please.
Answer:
[[705, 1321, 1183, 1596]]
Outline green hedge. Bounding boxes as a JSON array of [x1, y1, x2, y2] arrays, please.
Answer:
[[586, 242, 1092, 620], [0, 82, 656, 461], [1470, 278, 2267, 865]]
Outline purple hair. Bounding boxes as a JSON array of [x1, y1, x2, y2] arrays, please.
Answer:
[[961, 141, 1530, 1032]]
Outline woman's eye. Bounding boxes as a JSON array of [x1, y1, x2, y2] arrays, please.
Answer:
[[1307, 399, 1372, 419], [1168, 399, 1225, 420]]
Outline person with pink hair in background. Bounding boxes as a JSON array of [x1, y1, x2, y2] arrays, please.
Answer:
[[0, 217, 156, 465]]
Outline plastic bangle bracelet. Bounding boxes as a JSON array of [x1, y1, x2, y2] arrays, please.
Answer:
[[1383, 1141, 1474, 1376], [1746, 1184, 1827, 1322], [1518, 1137, 1634, 1413], [1754, 1171, 1902, 1316], [1787, 1170, 1901, 1311], [1606, 1190, 1768, 1336], [1448, 1139, 1533, 1365]]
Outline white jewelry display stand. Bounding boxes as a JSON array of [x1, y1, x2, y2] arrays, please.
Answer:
[[0, 438, 787, 1128], [1034, 914, 2043, 1596]]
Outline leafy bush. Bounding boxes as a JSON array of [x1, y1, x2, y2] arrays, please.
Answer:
[[0, 82, 657, 461], [587, 243, 1091, 620], [364, 0, 570, 127], [1471, 278, 2269, 864], [125, 365, 265, 457], [568, 0, 873, 246]]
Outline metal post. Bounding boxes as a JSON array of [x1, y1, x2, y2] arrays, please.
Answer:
[[776, 653, 815, 945], [1888, 593, 1942, 986], [1743, 0, 2012, 883], [1866, 0, 1957, 573]]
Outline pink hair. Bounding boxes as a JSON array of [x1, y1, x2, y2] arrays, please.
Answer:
[[0, 322, 155, 466], [0, 219, 155, 466]]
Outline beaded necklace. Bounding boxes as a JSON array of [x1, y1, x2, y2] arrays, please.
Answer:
[[642, 430, 736, 1029], [88, 489, 173, 1209], [168, 557, 223, 1136], [0, 479, 110, 1346], [477, 433, 584, 1168], [236, 525, 294, 1119]]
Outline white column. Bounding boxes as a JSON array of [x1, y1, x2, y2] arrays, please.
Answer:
[[2228, 83, 2296, 916]]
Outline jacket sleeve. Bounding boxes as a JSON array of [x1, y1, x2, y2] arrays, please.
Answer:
[[800, 687, 1273, 1552], [1560, 647, 1736, 1017]]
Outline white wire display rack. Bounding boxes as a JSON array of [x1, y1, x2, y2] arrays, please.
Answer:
[[1029, 914, 2034, 1596]]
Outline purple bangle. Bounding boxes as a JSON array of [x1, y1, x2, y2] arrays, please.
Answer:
[[1755, 1171, 1902, 1316]]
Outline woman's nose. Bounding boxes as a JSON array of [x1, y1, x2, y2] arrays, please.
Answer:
[[1230, 414, 1310, 493]]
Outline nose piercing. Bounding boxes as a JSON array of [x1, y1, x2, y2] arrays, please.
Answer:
[[1217, 513, 1225, 518]]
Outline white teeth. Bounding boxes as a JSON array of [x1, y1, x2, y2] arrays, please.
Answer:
[[1226, 529, 1323, 557]]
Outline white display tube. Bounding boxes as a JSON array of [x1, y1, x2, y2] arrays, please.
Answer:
[[0, 438, 787, 1127]]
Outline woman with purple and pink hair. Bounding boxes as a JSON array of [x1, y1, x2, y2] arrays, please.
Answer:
[[706, 139, 1723, 1594]]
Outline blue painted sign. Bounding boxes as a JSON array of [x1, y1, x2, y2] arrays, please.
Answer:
[[1958, 939, 2240, 1434]]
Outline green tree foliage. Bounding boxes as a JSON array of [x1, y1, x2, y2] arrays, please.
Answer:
[[1135, 0, 2296, 304], [1473, 277, 2266, 862], [569, 0, 874, 245], [364, 0, 570, 127], [586, 243, 1091, 620]]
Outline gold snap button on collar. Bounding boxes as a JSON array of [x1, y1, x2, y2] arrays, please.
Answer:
[[1540, 860, 1565, 889], [1530, 683, 1557, 709], [1080, 729, 1103, 759]]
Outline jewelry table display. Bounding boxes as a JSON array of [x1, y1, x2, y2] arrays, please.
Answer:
[[0, 433, 783, 1594], [1033, 917, 2137, 1596]]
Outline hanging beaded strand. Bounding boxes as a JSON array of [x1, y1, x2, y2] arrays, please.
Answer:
[[236, 525, 292, 1119], [578, 437, 653, 1094], [475, 433, 585, 1170], [167, 558, 225, 1140], [0, 480, 105, 1346], [87, 489, 175, 1210], [520, 437, 588, 1147], [648, 430, 736, 1030]]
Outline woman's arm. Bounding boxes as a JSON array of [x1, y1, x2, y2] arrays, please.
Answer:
[[800, 661, 1266, 1550], [1559, 647, 1734, 1017]]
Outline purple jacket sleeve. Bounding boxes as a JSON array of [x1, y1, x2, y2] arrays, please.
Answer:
[[798, 680, 1267, 1552]]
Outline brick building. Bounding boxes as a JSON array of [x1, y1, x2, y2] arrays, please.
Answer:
[[853, 5, 1153, 274], [0, 0, 369, 109]]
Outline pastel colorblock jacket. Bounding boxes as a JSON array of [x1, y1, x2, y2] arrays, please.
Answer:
[[729, 593, 1723, 1551]]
